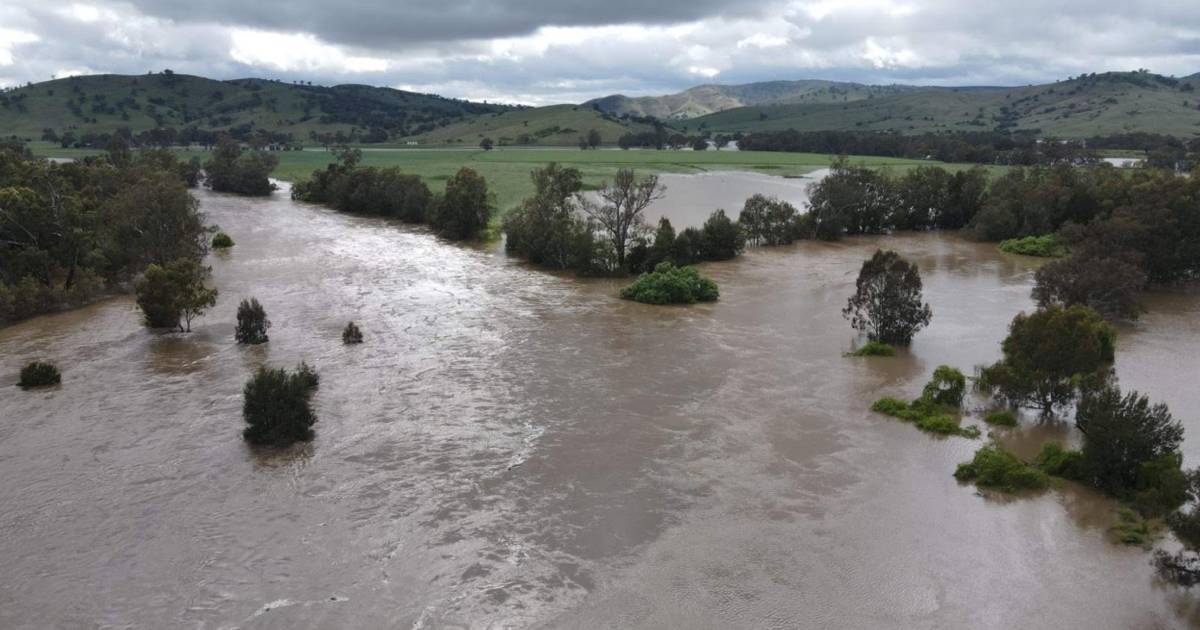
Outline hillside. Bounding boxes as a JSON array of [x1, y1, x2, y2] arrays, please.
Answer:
[[405, 104, 657, 147], [0, 72, 513, 145], [586, 80, 952, 119], [685, 71, 1200, 138]]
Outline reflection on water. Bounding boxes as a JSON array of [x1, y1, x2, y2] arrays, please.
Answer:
[[2, 182, 1200, 628]]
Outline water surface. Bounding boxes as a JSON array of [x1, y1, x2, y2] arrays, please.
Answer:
[[2, 183, 1199, 628]]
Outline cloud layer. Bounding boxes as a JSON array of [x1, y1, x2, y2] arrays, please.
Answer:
[[2, 0, 1199, 104]]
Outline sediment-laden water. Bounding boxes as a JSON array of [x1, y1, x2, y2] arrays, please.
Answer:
[[2, 178, 1199, 628]]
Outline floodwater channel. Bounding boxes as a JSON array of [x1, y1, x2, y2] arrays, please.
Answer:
[[2, 173, 1200, 628]]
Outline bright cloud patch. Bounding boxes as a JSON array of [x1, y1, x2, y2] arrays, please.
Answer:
[[230, 29, 388, 73]]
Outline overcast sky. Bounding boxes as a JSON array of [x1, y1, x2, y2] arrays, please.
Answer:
[[2, 1, 1199, 104]]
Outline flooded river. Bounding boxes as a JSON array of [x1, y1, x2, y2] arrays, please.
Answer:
[[2, 177, 1200, 628]]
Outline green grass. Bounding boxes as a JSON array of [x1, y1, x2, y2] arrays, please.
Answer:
[[846, 341, 896, 357], [408, 104, 653, 147], [32, 144, 958, 215], [1110, 507, 1157, 546]]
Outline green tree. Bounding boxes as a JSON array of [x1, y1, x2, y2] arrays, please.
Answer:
[[431, 168, 493, 240], [587, 129, 601, 149], [700, 209, 745, 260], [842, 250, 932, 346], [580, 169, 664, 271], [479, 137, 494, 151], [235, 298, 271, 344], [1033, 250, 1146, 320], [204, 136, 278, 196], [923, 365, 967, 407], [977, 305, 1115, 414], [1076, 385, 1184, 499], [242, 364, 318, 447], [135, 259, 217, 332]]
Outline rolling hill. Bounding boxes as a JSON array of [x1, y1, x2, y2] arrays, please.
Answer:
[[585, 80, 963, 119], [683, 71, 1200, 138], [0, 72, 514, 144], [404, 103, 657, 147]]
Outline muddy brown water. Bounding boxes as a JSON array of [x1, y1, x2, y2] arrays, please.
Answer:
[[2, 177, 1200, 629]]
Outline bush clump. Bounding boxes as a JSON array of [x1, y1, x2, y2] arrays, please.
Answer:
[[342, 321, 363, 344], [211, 232, 235, 249], [1034, 442, 1086, 479], [619, 262, 719, 305], [847, 341, 895, 357], [1110, 507, 1156, 546], [954, 443, 1049, 492], [998, 234, 1068, 257], [871, 396, 980, 438], [235, 298, 271, 344], [922, 365, 967, 407], [984, 410, 1019, 427], [242, 363, 319, 447], [18, 361, 61, 389]]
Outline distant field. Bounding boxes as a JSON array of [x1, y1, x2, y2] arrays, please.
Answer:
[[29, 144, 1001, 214]]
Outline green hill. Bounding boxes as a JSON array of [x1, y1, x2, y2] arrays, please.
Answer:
[[586, 80, 944, 119], [685, 71, 1200, 138], [0, 72, 513, 144], [405, 104, 657, 147]]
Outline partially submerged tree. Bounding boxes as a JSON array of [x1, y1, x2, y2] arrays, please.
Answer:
[[235, 298, 271, 344], [1075, 385, 1185, 501], [242, 363, 319, 447], [580, 169, 665, 271], [342, 321, 363, 344], [135, 258, 217, 332], [977, 305, 1115, 414], [843, 250, 932, 346], [204, 136, 278, 196], [431, 167, 493, 240], [18, 361, 61, 389], [1033, 249, 1146, 321]]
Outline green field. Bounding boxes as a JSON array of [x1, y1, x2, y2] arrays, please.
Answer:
[[30, 144, 1000, 214]]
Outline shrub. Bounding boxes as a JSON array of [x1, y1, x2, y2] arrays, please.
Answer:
[[619, 262, 719, 305], [984, 410, 1018, 427], [235, 298, 271, 344], [342, 321, 363, 344], [847, 341, 896, 357], [211, 232, 235, 248], [242, 363, 319, 447], [1110, 507, 1155, 546], [954, 443, 1049, 492], [1034, 442, 1085, 479], [135, 259, 217, 332], [998, 234, 1067, 257], [18, 361, 61, 388], [871, 395, 980, 438], [922, 365, 966, 407]]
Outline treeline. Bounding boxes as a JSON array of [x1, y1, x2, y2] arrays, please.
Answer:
[[0, 142, 208, 323], [49, 124, 299, 151], [737, 130, 1102, 165], [291, 147, 493, 240]]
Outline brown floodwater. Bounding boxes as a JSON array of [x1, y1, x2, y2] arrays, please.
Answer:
[[2, 178, 1200, 629]]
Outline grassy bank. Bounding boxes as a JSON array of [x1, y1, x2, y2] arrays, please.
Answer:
[[28, 144, 1000, 215]]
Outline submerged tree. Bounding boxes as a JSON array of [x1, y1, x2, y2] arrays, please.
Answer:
[[18, 361, 61, 389], [430, 167, 493, 240], [1075, 385, 1185, 501], [342, 321, 363, 344], [580, 169, 665, 271], [235, 298, 271, 344], [977, 305, 1115, 414], [135, 258, 217, 332], [242, 363, 319, 447], [843, 250, 932, 346]]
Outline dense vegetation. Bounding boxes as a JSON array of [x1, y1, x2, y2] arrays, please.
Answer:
[[619, 262, 719, 305], [843, 250, 932, 346], [17, 361, 61, 389], [204, 137, 277, 196], [0, 142, 208, 324], [292, 147, 492, 240], [242, 363, 320, 447], [738, 129, 1100, 165], [871, 366, 978, 438], [954, 444, 1049, 491]]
